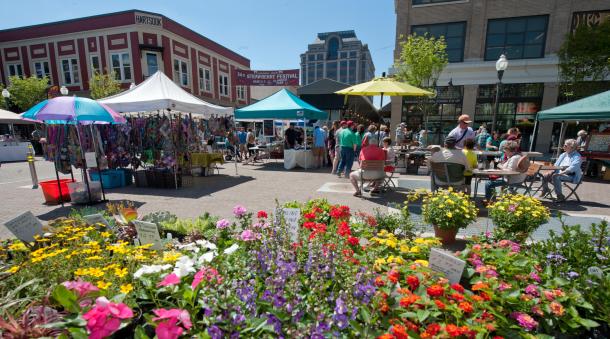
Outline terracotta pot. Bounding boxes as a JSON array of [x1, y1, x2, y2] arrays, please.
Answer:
[[433, 225, 459, 245]]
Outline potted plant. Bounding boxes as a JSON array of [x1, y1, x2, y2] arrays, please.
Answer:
[[420, 189, 478, 245], [488, 194, 550, 242]]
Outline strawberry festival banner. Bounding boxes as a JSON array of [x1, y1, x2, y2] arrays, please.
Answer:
[[234, 69, 299, 86]]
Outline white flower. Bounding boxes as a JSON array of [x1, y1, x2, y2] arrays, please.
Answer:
[[133, 264, 172, 278], [173, 256, 196, 277], [196, 239, 217, 251], [177, 243, 200, 253], [223, 244, 239, 255], [197, 251, 217, 265]]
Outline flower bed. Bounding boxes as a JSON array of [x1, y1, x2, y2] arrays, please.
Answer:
[[0, 199, 607, 338]]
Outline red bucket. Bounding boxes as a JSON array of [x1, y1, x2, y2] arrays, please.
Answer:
[[39, 179, 74, 204]]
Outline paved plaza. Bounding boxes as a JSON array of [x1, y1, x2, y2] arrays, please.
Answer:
[[1, 157, 609, 241]]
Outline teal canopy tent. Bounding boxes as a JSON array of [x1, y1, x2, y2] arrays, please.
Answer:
[[537, 90, 610, 121], [235, 89, 327, 120]]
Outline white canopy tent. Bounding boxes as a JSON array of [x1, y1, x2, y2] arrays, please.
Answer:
[[0, 108, 36, 124], [98, 71, 233, 118]]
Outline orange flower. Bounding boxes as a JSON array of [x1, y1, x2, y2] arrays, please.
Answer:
[[471, 295, 484, 302], [434, 299, 446, 309], [375, 276, 385, 287], [391, 324, 409, 339], [449, 293, 465, 301], [426, 284, 444, 298], [553, 289, 565, 298], [387, 269, 400, 284], [472, 281, 489, 291], [550, 301, 565, 316], [399, 294, 420, 308], [379, 302, 389, 313], [458, 301, 474, 313], [445, 324, 462, 337], [377, 334, 393, 339], [479, 291, 491, 301], [406, 275, 420, 290]]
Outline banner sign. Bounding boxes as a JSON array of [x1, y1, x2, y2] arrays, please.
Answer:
[[234, 69, 299, 86]]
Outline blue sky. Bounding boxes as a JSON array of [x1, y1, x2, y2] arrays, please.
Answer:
[[0, 0, 396, 77]]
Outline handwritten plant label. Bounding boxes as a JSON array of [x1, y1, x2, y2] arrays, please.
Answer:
[[85, 152, 98, 168], [83, 213, 115, 232], [588, 266, 603, 279], [4, 211, 43, 242], [282, 208, 301, 243], [428, 248, 466, 284], [133, 220, 163, 250]]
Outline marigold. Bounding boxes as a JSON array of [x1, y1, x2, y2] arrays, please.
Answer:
[[434, 300, 446, 309], [450, 283, 465, 293], [96, 280, 112, 290], [375, 276, 385, 287], [426, 284, 444, 298], [391, 324, 409, 339], [399, 294, 420, 308], [377, 334, 393, 339], [472, 281, 489, 291]]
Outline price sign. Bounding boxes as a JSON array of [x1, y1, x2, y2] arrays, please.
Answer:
[[133, 220, 163, 250], [4, 211, 43, 242], [428, 248, 466, 284], [84, 152, 98, 168], [282, 208, 301, 243]]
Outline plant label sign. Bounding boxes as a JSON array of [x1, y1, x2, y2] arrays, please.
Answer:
[[83, 213, 115, 232], [84, 152, 97, 168], [588, 266, 603, 279], [4, 211, 43, 243], [428, 248, 466, 284], [282, 208, 301, 243], [133, 220, 163, 250]]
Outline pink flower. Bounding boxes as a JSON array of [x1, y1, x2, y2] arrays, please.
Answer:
[[511, 312, 538, 331], [158, 273, 181, 287], [156, 318, 184, 339], [543, 290, 555, 301], [83, 297, 133, 339], [233, 205, 247, 217], [529, 272, 541, 282], [485, 269, 498, 278], [192, 267, 223, 289], [153, 308, 192, 329], [62, 279, 99, 298], [216, 219, 230, 229], [524, 284, 539, 297], [498, 282, 512, 291], [508, 204, 516, 212], [240, 229, 259, 241]]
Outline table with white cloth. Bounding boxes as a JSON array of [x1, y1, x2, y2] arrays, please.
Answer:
[[0, 141, 30, 162], [284, 149, 314, 170]]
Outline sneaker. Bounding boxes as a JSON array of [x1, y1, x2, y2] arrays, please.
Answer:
[[554, 194, 566, 202]]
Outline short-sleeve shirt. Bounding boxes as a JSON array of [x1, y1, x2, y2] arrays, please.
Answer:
[[339, 128, 357, 148], [360, 145, 386, 161], [237, 131, 247, 144], [486, 136, 501, 150], [447, 126, 475, 149], [462, 149, 478, 176], [313, 128, 326, 148]]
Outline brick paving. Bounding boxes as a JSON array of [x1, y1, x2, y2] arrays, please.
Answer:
[[0, 157, 608, 240]]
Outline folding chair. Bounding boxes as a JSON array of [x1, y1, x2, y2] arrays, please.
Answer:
[[508, 162, 542, 196], [561, 160, 587, 202], [359, 160, 386, 195], [430, 162, 466, 192], [381, 164, 397, 191]]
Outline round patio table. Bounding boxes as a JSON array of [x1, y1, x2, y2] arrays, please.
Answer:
[[472, 169, 521, 198]]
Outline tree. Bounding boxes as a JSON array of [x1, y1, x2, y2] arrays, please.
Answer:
[[89, 71, 122, 99], [394, 33, 448, 88], [559, 20, 610, 102], [5, 76, 48, 112]]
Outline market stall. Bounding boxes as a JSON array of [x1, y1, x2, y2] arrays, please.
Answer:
[[98, 71, 235, 181], [234, 89, 326, 170], [0, 108, 35, 162]]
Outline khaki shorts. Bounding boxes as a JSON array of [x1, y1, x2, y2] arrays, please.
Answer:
[[239, 144, 247, 153], [313, 147, 325, 156]]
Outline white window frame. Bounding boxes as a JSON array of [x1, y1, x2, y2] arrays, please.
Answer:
[[7, 63, 24, 78], [32, 60, 51, 83], [90, 54, 101, 76], [173, 58, 189, 87], [219, 73, 229, 97], [198, 66, 212, 93], [110, 52, 132, 82], [144, 52, 160, 77], [60, 58, 80, 85], [236, 85, 246, 100]]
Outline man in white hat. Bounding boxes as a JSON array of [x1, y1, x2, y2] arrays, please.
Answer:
[[447, 114, 475, 149]]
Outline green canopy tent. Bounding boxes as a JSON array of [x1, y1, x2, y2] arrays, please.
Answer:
[[534, 89, 610, 154]]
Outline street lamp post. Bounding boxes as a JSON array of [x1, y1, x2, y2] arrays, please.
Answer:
[[492, 54, 508, 133]]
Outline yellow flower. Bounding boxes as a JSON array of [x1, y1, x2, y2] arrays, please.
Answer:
[[96, 281, 112, 290], [8, 242, 27, 251], [100, 231, 112, 238], [114, 267, 128, 278], [162, 251, 182, 263], [410, 246, 420, 253], [5, 266, 20, 273], [400, 244, 410, 253], [414, 259, 429, 267], [385, 239, 397, 248], [86, 255, 103, 261], [446, 212, 453, 218], [375, 258, 387, 265], [120, 284, 133, 294]]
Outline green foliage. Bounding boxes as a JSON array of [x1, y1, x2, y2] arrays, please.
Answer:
[[394, 33, 448, 88], [89, 71, 122, 100], [5, 76, 49, 112], [488, 194, 550, 242]]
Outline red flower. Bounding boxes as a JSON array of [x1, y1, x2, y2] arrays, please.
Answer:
[[291, 242, 302, 250], [391, 324, 408, 339], [403, 320, 419, 332], [399, 294, 420, 308], [337, 221, 351, 237], [303, 221, 316, 229], [458, 301, 474, 313], [434, 300, 446, 309], [387, 269, 400, 284], [493, 336, 505, 339], [479, 291, 491, 301], [329, 205, 350, 219], [445, 324, 462, 337], [257, 210, 268, 219], [303, 212, 316, 220], [450, 283, 465, 293], [426, 323, 441, 336], [379, 302, 389, 313], [375, 276, 385, 287], [347, 236, 359, 246], [406, 275, 419, 290], [377, 334, 393, 339], [426, 284, 444, 298], [449, 293, 465, 302]]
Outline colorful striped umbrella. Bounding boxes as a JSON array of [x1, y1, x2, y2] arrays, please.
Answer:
[[21, 96, 126, 124]]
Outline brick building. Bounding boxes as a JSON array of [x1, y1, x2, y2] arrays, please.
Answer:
[[391, 0, 610, 151], [0, 10, 251, 107]]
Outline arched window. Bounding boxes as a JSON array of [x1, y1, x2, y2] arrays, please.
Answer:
[[327, 37, 339, 60]]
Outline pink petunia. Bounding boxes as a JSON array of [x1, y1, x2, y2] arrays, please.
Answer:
[[240, 229, 259, 241], [83, 297, 133, 339], [153, 308, 192, 329], [156, 318, 184, 339], [62, 279, 99, 298], [158, 273, 181, 287], [233, 205, 247, 217]]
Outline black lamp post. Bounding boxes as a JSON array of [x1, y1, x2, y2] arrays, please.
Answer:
[[492, 54, 508, 133]]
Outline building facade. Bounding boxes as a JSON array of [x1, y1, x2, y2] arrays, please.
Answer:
[[300, 30, 375, 86], [0, 10, 251, 107], [391, 0, 610, 151]]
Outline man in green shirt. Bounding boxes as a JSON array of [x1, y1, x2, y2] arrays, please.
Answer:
[[337, 121, 357, 178]]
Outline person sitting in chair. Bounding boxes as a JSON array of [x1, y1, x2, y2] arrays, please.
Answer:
[[484, 141, 527, 200], [350, 136, 386, 197], [540, 138, 582, 202], [428, 135, 471, 191]]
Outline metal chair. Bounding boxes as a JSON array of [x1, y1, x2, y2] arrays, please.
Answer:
[[561, 160, 588, 202], [508, 162, 542, 196], [381, 164, 397, 191], [430, 162, 466, 192]]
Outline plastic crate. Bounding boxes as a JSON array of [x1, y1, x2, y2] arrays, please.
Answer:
[[120, 168, 133, 186], [89, 170, 122, 189]]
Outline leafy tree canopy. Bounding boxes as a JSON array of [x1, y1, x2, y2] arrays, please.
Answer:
[[4, 76, 48, 112], [394, 33, 448, 89], [89, 71, 122, 100]]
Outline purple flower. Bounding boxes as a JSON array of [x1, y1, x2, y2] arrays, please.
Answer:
[[334, 297, 348, 315], [233, 314, 246, 325], [233, 205, 247, 217], [546, 253, 566, 264], [216, 219, 230, 229], [332, 313, 349, 329], [273, 294, 286, 308], [567, 271, 580, 279], [266, 313, 282, 335], [524, 284, 539, 297], [207, 325, 223, 339], [240, 229, 259, 241]]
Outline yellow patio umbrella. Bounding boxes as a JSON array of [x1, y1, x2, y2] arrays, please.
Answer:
[[335, 76, 433, 110]]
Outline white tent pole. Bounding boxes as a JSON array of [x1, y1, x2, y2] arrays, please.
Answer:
[[555, 121, 567, 160]]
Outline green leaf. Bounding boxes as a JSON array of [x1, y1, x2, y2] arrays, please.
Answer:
[[134, 325, 150, 339], [416, 310, 430, 323], [51, 285, 80, 313], [68, 327, 89, 339], [360, 307, 371, 324], [578, 318, 600, 329]]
